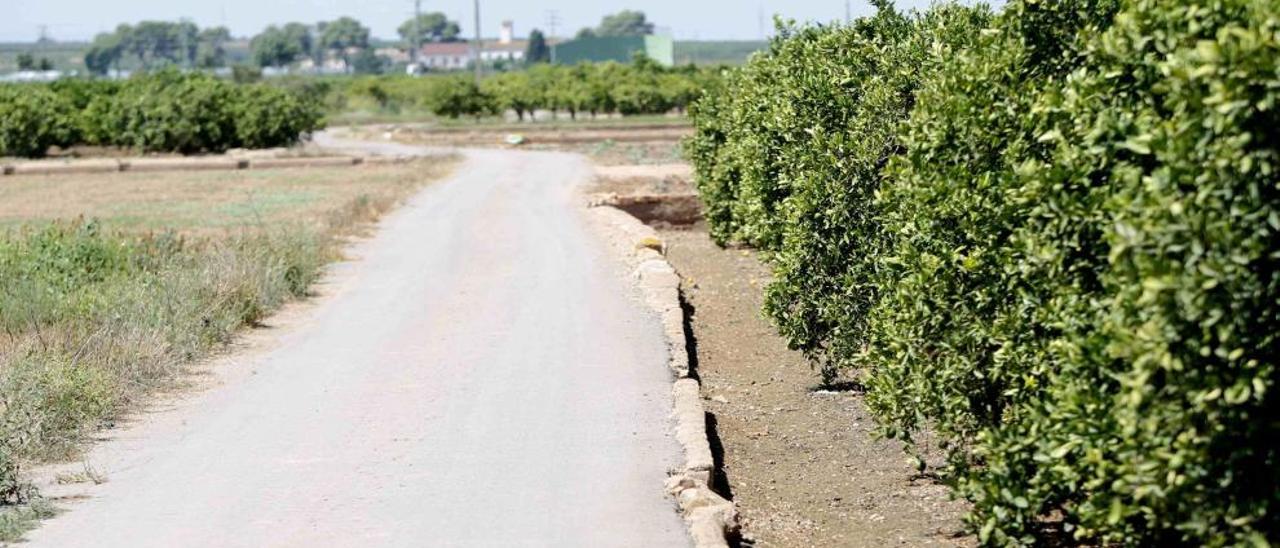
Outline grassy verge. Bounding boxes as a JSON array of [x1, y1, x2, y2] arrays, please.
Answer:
[[0, 158, 458, 533]]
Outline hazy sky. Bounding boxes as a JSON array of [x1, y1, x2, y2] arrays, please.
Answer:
[[6, 0, 985, 43]]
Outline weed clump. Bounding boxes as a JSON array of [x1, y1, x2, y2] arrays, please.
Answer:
[[0, 221, 327, 503]]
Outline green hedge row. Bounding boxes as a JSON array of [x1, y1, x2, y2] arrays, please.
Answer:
[[483, 59, 715, 120], [0, 71, 325, 158], [687, 0, 1278, 545], [334, 60, 719, 120]]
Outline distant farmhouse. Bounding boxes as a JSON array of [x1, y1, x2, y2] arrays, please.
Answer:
[[416, 21, 527, 71], [553, 36, 674, 67]]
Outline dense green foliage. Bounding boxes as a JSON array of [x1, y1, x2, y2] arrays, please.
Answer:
[[426, 76, 498, 119], [525, 30, 551, 65], [251, 25, 309, 68], [485, 60, 716, 120], [328, 60, 718, 122], [687, 4, 993, 383], [397, 12, 462, 48], [0, 72, 325, 157], [688, 0, 1280, 545], [84, 21, 232, 74], [0, 86, 75, 158]]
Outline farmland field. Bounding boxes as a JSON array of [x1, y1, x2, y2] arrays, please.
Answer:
[[0, 161, 455, 233]]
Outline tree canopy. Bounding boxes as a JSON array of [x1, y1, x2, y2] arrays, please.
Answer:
[[319, 16, 371, 71], [251, 25, 305, 68], [319, 17, 370, 53], [525, 29, 550, 64], [83, 20, 236, 74], [282, 23, 315, 62], [197, 27, 231, 68], [398, 12, 461, 48], [595, 10, 655, 37]]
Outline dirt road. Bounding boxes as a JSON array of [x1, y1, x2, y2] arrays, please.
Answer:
[[24, 140, 689, 547]]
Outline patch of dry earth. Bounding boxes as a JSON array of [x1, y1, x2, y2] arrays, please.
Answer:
[[660, 227, 973, 547]]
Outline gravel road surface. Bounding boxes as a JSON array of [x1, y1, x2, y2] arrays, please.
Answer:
[[24, 138, 689, 548]]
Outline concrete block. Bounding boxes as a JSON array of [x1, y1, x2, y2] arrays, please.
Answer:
[[124, 157, 245, 172], [248, 156, 359, 170], [10, 159, 121, 175]]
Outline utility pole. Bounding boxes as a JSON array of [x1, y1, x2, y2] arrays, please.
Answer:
[[473, 0, 482, 83], [546, 10, 561, 64], [411, 0, 421, 64], [845, 0, 852, 23]]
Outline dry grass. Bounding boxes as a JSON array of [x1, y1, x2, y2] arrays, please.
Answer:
[[0, 160, 458, 235]]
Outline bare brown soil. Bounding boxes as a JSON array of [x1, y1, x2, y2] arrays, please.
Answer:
[[660, 226, 973, 547]]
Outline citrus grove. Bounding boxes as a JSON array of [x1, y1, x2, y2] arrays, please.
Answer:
[[686, 0, 1279, 545]]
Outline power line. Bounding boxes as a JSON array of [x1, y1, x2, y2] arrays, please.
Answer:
[[546, 10, 560, 63]]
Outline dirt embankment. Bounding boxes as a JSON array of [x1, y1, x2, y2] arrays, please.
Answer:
[[660, 228, 972, 547]]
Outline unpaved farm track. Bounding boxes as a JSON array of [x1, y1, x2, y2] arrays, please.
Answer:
[[23, 138, 689, 547]]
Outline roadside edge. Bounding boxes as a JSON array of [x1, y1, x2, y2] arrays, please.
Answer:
[[584, 204, 739, 548]]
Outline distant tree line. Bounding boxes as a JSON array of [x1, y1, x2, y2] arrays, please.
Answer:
[[79, 9, 663, 77], [15, 52, 55, 71], [333, 54, 718, 121], [85, 21, 231, 75], [249, 17, 374, 72]]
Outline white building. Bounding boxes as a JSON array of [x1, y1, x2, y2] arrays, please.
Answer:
[[415, 21, 527, 71]]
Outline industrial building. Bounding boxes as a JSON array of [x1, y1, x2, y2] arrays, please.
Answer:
[[553, 35, 674, 67]]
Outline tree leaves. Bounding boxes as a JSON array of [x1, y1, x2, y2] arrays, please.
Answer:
[[687, 0, 1279, 544]]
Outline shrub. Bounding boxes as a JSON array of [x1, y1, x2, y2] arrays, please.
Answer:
[[425, 76, 497, 119], [686, 22, 861, 250], [483, 71, 541, 121], [942, 1, 1280, 543], [422, 61, 718, 121], [233, 85, 325, 149], [5, 71, 324, 156], [688, 4, 992, 381], [688, 0, 1280, 544], [83, 70, 240, 153], [869, 0, 1124, 542], [0, 86, 75, 158], [771, 5, 990, 382]]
